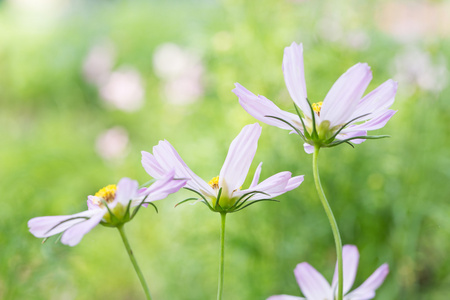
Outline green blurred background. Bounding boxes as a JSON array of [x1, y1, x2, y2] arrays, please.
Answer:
[[1, 0, 449, 299]]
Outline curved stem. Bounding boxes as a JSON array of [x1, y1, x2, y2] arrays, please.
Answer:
[[117, 225, 152, 300], [217, 212, 227, 300], [312, 145, 343, 300]]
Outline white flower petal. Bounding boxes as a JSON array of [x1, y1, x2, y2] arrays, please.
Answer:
[[219, 123, 261, 195], [321, 63, 372, 127], [283, 42, 310, 118]]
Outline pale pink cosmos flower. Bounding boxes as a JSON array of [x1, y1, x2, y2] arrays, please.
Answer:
[[268, 245, 389, 300], [100, 67, 145, 112], [153, 43, 204, 105], [82, 40, 116, 86], [233, 42, 398, 154], [141, 123, 304, 212], [28, 171, 186, 246], [95, 126, 129, 160]]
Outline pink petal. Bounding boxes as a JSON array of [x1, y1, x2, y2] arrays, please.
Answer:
[[351, 80, 397, 121], [345, 264, 389, 300], [250, 162, 263, 188], [87, 195, 101, 210], [283, 42, 310, 118], [321, 63, 372, 127], [115, 177, 139, 206], [142, 140, 214, 197], [267, 295, 305, 300], [28, 210, 98, 238], [247, 172, 304, 200], [336, 130, 367, 145], [233, 83, 302, 132], [141, 151, 167, 178], [303, 143, 314, 154], [332, 245, 360, 295], [60, 211, 104, 246], [136, 169, 187, 204], [294, 262, 332, 300], [342, 110, 397, 133], [219, 123, 261, 195]]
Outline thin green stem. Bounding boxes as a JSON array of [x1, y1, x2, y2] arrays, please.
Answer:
[[217, 212, 227, 300], [117, 225, 152, 300], [312, 145, 343, 300]]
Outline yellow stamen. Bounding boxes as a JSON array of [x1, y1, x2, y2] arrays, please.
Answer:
[[312, 102, 323, 115], [94, 184, 117, 205], [208, 176, 220, 190]]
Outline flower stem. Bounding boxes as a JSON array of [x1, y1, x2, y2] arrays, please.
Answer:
[[117, 225, 152, 300], [312, 145, 343, 300], [217, 212, 227, 300]]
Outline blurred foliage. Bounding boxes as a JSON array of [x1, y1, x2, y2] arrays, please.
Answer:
[[1, 0, 450, 299]]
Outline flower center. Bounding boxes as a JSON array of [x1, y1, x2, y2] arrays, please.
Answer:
[[312, 102, 323, 116], [208, 176, 220, 190], [94, 184, 117, 205]]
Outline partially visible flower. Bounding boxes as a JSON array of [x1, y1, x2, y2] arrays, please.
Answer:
[[95, 126, 129, 160], [141, 123, 304, 213], [233, 42, 397, 154], [82, 40, 116, 86], [153, 43, 204, 105], [392, 47, 448, 94], [100, 67, 145, 112], [267, 245, 389, 300], [28, 171, 186, 246]]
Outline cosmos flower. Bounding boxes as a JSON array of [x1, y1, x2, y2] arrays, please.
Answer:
[[28, 171, 186, 246], [141, 123, 304, 212], [267, 245, 389, 300], [233, 42, 397, 153]]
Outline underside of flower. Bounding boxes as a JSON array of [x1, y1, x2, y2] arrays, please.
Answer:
[[93, 184, 117, 206]]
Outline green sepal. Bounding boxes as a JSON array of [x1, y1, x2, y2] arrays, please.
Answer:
[[130, 195, 149, 219], [175, 197, 199, 207], [294, 103, 311, 140], [324, 113, 371, 144], [232, 199, 279, 213], [327, 135, 390, 148], [265, 115, 306, 141]]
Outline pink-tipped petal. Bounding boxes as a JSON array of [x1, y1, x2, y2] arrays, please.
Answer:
[[234, 83, 302, 131], [332, 245, 360, 295], [115, 177, 139, 206], [295, 262, 332, 300], [267, 295, 305, 300], [283, 42, 310, 118], [321, 63, 372, 127], [219, 123, 261, 195], [345, 264, 389, 300], [144, 141, 214, 197], [60, 210, 105, 246], [351, 79, 398, 121], [28, 210, 98, 238], [250, 162, 263, 188]]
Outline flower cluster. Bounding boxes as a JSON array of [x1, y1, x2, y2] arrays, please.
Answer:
[[28, 40, 396, 300]]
